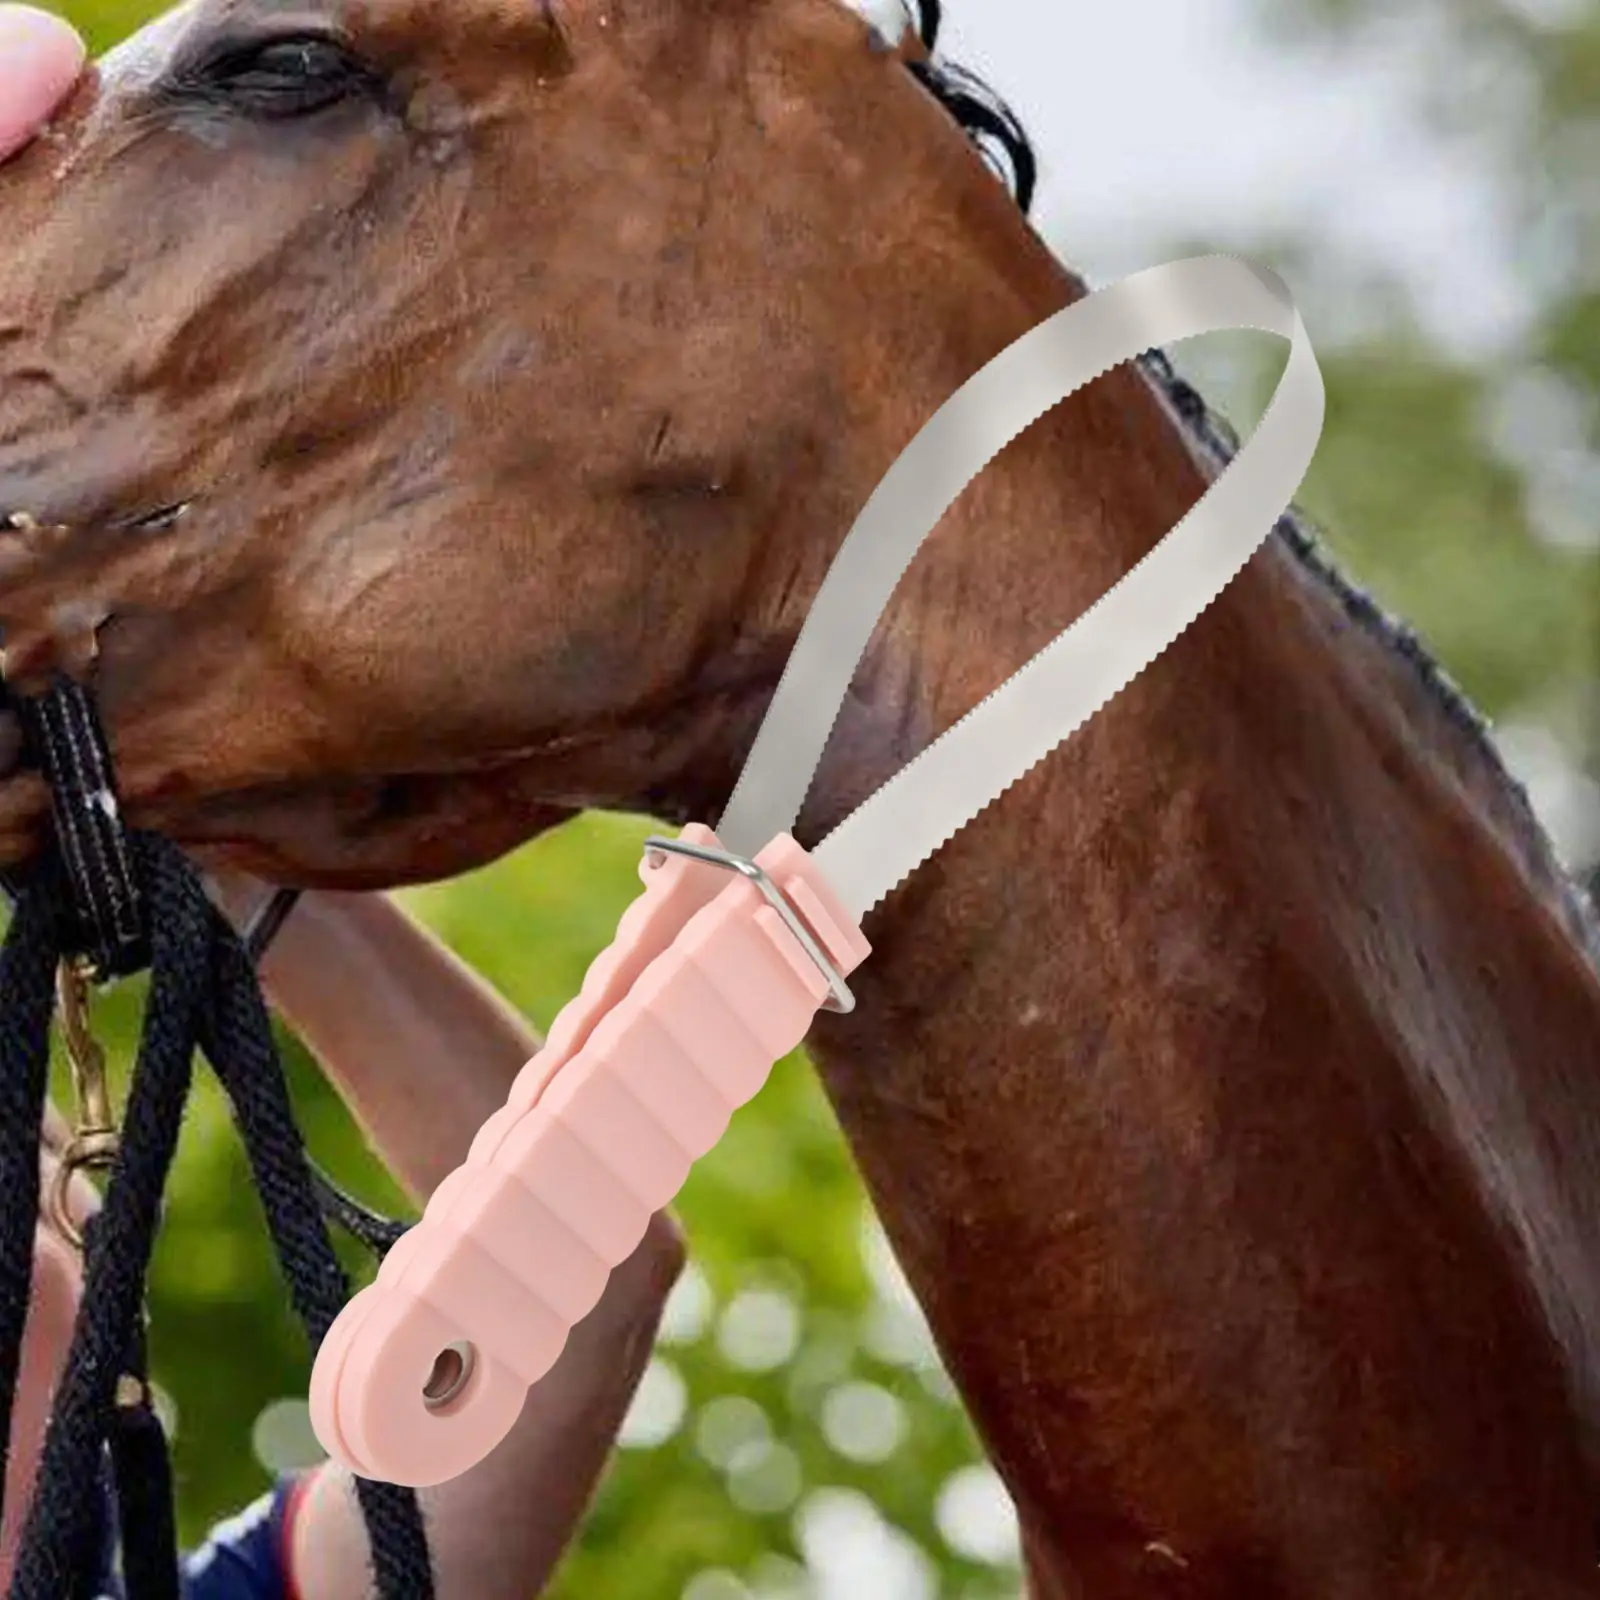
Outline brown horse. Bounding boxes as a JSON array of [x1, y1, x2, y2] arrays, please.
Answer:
[[3, 0, 1600, 1593]]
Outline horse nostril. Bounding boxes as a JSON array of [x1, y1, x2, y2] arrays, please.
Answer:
[[116, 501, 191, 534]]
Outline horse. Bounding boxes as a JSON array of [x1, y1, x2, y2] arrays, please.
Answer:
[[3, 0, 1600, 1593]]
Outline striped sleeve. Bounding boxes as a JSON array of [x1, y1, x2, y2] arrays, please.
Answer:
[[180, 1474, 308, 1600]]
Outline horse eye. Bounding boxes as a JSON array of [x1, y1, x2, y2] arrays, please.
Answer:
[[191, 36, 375, 119]]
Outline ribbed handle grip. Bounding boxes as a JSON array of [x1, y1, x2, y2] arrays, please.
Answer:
[[308, 826, 870, 1488]]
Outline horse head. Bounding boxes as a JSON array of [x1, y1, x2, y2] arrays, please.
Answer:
[[0, 0, 1032, 886]]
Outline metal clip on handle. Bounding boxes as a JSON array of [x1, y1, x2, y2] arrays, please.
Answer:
[[642, 834, 856, 1014], [308, 825, 870, 1487]]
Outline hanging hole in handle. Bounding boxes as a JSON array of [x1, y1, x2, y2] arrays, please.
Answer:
[[423, 1341, 477, 1411]]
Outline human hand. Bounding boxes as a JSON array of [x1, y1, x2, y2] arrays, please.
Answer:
[[0, 5, 85, 163]]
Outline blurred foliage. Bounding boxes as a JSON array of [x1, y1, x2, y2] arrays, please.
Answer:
[[1230, 0, 1600, 774], [15, 0, 1600, 1595]]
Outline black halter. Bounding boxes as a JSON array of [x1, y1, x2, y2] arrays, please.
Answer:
[[0, 673, 434, 1600], [7, 676, 147, 983]]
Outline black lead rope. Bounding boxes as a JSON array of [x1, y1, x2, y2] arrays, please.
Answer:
[[108, 1318, 182, 1600], [7, 838, 204, 1600], [0, 873, 61, 1557], [0, 837, 436, 1600], [240, 889, 413, 1262], [0, 675, 434, 1599], [193, 885, 435, 1596]]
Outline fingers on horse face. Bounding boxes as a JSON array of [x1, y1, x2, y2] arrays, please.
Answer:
[[0, 6, 86, 162]]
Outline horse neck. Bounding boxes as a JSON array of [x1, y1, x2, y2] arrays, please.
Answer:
[[763, 249, 1600, 1559], [1152, 371, 1598, 963]]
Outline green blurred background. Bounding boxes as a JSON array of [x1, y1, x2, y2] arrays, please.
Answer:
[[22, 0, 1600, 1594]]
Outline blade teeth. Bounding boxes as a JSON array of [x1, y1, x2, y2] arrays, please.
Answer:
[[846, 549, 1258, 918]]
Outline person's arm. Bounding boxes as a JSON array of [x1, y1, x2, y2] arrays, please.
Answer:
[[217, 883, 683, 1600]]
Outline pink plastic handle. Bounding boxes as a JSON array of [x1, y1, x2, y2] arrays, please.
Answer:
[[307, 826, 870, 1487]]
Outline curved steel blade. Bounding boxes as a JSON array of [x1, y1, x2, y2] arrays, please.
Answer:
[[811, 259, 1324, 919], [719, 256, 1322, 868]]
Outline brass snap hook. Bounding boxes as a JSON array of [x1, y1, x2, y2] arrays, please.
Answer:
[[47, 958, 120, 1251]]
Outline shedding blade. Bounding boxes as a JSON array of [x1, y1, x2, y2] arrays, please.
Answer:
[[307, 255, 1324, 1490], [720, 256, 1324, 865], [308, 827, 870, 1488], [810, 258, 1324, 919]]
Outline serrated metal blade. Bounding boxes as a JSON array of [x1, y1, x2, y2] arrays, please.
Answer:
[[719, 256, 1322, 875], [810, 262, 1324, 921]]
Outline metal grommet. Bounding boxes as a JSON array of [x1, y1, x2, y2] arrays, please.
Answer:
[[423, 1342, 477, 1411]]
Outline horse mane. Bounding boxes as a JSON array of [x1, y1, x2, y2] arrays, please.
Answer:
[[883, 0, 1600, 961]]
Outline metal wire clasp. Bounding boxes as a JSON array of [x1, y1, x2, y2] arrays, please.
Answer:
[[48, 958, 120, 1249], [642, 835, 856, 1014]]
